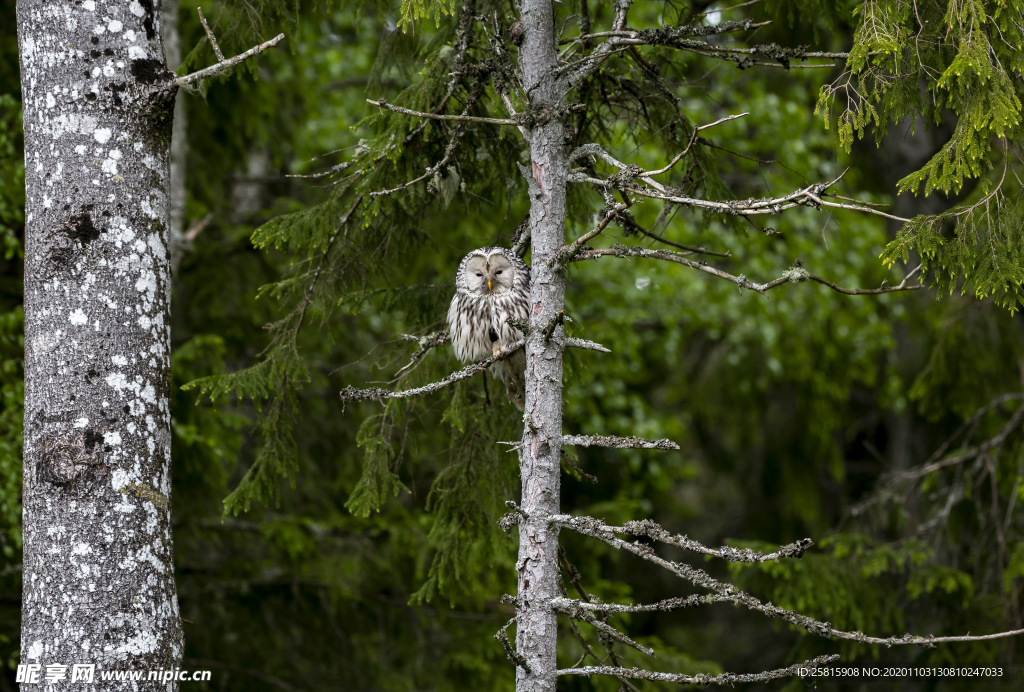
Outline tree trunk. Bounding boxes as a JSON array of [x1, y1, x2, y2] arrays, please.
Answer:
[[16, 0, 183, 686], [516, 0, 567, 689], [162, 0, 188, 274]]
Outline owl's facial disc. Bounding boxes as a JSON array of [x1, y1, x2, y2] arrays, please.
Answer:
[[485, 255, 514, 295], [465, 256, 490, 295]]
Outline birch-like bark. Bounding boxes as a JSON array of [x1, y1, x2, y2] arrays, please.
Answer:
[[516, 0, 568, 689], [17, 0, 183, 686]]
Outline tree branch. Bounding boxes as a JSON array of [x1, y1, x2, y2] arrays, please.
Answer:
[[340, 337, 609, 403], [553, 594, 724, 614], [175, 33, 286, 87], [559, 655, 839, 685], [553, 515, 1024, 647], [897, 403, 1024, 480], [551, 599, 656, 657], [394, 330, 452, 377], [340, 338, 525, 403], [495, 618, 532, 672], [197, 8, 225, 62], [561, 435, 678, 450], [366, 99, 517, 126], [553, 516, 811, 562], [571, 245, 924, 298], [556, 203, 629, 266]]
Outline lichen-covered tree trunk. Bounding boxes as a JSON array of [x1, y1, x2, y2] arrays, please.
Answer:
[[16, 0, 183, 685], [516, 0, 567, 689]]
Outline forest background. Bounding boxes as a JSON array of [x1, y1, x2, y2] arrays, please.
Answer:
[[2, 0, 1024, 690]]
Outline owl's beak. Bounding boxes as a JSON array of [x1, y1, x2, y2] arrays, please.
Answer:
[[487, 279, 492, 291]]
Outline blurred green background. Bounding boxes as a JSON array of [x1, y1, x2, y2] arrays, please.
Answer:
[[2, 1, 1023, 690]]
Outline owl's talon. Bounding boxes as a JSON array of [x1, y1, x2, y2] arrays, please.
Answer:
[[492, 342, 506, 359]]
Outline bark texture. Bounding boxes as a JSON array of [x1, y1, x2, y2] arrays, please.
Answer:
[[17, 0, 183, 686], [516, 0, 567, 689]]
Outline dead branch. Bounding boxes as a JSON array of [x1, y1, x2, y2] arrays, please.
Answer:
[[494, 618, 531, 672], [395, 330, 451, 377], [367, 99, 517, 126], [897, 403, 1024, 481], [552, 599, 656, 657], [553, 515, 1024, 647], [197, 8, 225, 62], [340, 336, 609, 403], [340, 338, 525, 403], [571, 245, 924, 298], [559, 655, 839, 685], [553, 594, 725, 614], [561, 435, 678, 450], [175, 32, 285, 88]]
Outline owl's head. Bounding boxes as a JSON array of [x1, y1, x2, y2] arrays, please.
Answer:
[[458, 248, 519, 297]]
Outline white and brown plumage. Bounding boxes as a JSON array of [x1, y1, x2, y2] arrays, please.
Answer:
[[447, 247, 531, 410]]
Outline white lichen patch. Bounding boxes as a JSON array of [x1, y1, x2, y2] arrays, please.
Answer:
[[68, 309, 88, 325]]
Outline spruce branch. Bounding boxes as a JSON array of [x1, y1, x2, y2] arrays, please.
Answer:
[[558, 655, 840, 685], [553, 515, 1024, 647]]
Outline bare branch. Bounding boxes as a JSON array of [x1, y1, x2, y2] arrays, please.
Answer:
[[572, 245, 925, 298], [556, 203, 629, 266], [897, 403, 1024, 480], [395, 330, 451, 377], [628, 223, 731, 258], [643, 112, 748, 178], [561, 450, 598, 484], [559, 655, 839, 685], [340, 338, 525, 403], [366, 99, 517, 126], [561, 435, 679, 450], [197, 8, 225, 62], [623, 518, 813, 562], [564, 337, 612, 353], [553, 594, 725, 614], [495, 618, 531, 672], [553, 515, 1024, 647], [617, 175, 912, 222], [552, 599, 656, 657], [175, 33, 286, 87], [340, 336, 609, 403], [760, 262, 926, 296], [558, 19, 771, 45], [553, 516, 810, 563]]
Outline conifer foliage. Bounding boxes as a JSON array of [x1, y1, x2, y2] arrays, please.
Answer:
[[817, 0, 1024, 310], [184, 0, 1024, 687]]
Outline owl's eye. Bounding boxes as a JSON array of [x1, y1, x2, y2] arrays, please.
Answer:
[[476, 272, 483, 277], [495, 270, 502, 275]]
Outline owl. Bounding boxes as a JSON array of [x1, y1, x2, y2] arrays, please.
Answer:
[[448, 247, 531, 410]]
